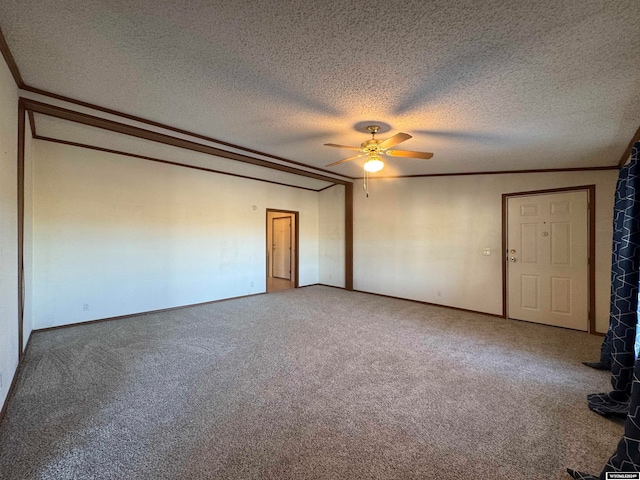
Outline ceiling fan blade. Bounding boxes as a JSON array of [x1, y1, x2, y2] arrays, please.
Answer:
[[324, 143, 362, 151], [386, 149, 434, 159], [379, 133, 412, 150], [325, 154, 364, 167]]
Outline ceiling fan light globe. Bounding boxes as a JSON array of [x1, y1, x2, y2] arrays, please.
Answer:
[[364, 158, 384, 172]]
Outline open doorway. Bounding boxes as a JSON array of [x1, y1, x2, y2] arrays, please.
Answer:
[[266, 209, 299, 293]]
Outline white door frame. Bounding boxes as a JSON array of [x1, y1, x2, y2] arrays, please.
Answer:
[[501, 185, 596, 334]]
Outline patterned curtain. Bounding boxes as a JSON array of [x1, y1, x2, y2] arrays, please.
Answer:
[[568, 142, 640, 478], [582, 327, 612, 370], [568, 349, 640, 479], [588, 142, 640, 416]]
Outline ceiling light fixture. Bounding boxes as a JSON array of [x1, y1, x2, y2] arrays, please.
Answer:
[[363, 155, 384, 173], [362, 153, 384, 197], [324, 124, 434, 197]]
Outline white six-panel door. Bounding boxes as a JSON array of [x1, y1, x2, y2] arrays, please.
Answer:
[[507, 191, 589, 330]]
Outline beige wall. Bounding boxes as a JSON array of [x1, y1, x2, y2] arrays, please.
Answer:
[[318, 185, 345, 288], [20, 129, 622, 342], [0, 55, 19, 408], [353, 170, 618, 332], [32, 140, 320, 329]]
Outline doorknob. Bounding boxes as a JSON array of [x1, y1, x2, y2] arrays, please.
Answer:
[[510, 257, 517, 262]]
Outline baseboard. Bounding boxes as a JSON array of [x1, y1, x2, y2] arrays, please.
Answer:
[[304, 285, 504, 318], [352, 289, 607, 334], [504, 315, 605, 334], [352, 289, 505, 319], [34, 292, 267, 334], [0, 332, 34, 427], [296, 283, 346, 290], [0, 368, 20, 427], [33, 288, 604, 336], [5, 287, 604, 426]]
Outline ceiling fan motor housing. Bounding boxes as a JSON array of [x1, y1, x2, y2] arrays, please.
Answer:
[[323, 125, 433, 168], [361, 138, 382, 153]]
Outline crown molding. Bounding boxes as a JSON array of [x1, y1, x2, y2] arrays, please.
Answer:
[[21, 97, 349, 186], [21, 85, 356, 181], [354, 165, 619, 180], [618, 125, 640, 168], [0, 27, 24, 87], [34, 135, 327, 192], [1, 26, 633, 180], [27, 111, 36, 136], [0, 27, 352, 182]]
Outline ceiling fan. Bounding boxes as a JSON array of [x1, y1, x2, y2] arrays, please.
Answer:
[[324, 125, 434, 172]]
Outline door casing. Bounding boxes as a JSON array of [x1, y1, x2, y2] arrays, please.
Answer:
[[266, 209, 299, 288], [501, 185, 596, 333]]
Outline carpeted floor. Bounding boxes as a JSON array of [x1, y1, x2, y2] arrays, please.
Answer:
[[0, 286, 621, 479]]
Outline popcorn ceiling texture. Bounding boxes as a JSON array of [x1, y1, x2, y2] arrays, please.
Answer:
[[1, 0, 639, 177]]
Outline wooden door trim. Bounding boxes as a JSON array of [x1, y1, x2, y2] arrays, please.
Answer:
[[501, 185, 597, 334], [345, 183, 353, 291], [266, 209, 299, 288], [17, 100, 25, 357], [20, 98, 350, 186]]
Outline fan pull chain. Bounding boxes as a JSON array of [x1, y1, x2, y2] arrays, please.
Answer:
[[363, 166, 369, 197]]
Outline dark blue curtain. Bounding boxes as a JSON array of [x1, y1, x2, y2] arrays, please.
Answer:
[[588, 142, 640, 416], [568, 350, 640, 478], [582, 327, 612, 370], [568, 142, 640, 478]]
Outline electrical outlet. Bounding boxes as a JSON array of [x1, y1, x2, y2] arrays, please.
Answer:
[[83, 303, 89, 311], [250, 281, 254, 287], [482, 248, 492, 256]]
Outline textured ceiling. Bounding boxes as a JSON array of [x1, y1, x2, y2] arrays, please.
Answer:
[[2, 0, 639, 177]]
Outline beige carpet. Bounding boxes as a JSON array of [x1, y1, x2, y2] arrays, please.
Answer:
[[0, 286, 621, 479]]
